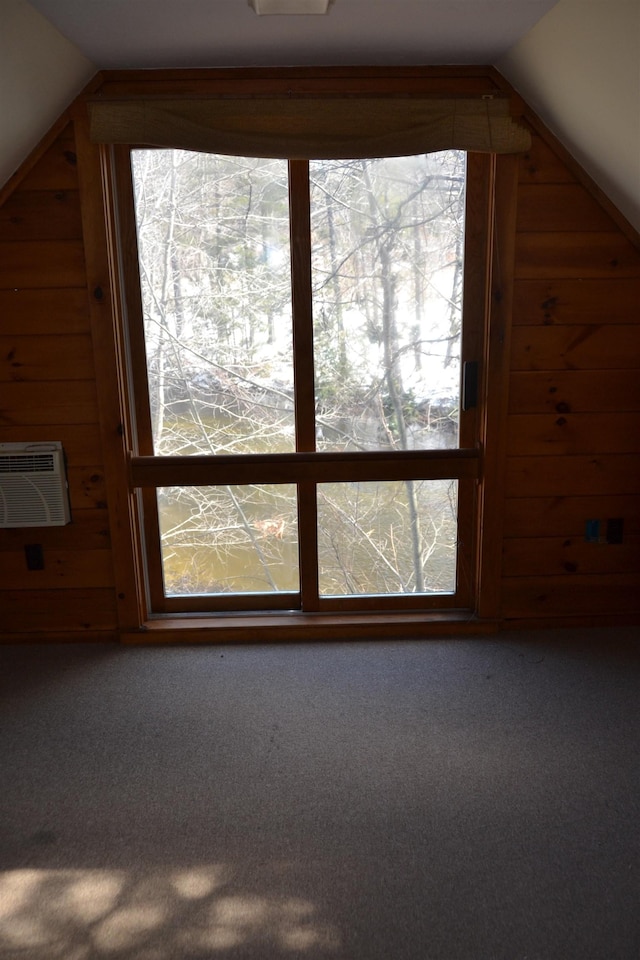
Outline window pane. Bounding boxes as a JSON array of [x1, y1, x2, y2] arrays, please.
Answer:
[[131, 150, 295, 456], [310, 153, 466, 452], [317, 480, 458, 596], [158, 484, 298, 595]]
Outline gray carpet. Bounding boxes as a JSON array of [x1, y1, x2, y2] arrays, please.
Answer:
[[0, 628, 638, 959]]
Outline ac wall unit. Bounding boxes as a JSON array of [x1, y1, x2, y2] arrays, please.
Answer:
[[0, 442, 71, 528]]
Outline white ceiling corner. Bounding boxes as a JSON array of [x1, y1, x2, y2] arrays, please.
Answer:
[[25, 0, 562, 69]]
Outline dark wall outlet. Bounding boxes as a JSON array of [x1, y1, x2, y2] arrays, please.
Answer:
[[585, 519, 600, 543], [606, 518, 624, 544], [25, 544, 45, 570]]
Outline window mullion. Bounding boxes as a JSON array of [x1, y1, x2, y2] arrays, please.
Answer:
[[297, 481, 319, 611], [289, 159, 319, 609], [288, 159, 317, 453]]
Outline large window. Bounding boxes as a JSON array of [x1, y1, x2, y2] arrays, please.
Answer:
[[120, 148, 487, 615]]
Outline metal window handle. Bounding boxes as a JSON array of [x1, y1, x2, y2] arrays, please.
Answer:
[[462, 361, 479, 411]]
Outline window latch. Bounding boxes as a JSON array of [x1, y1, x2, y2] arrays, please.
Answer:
[[462, 361, 479, 411]]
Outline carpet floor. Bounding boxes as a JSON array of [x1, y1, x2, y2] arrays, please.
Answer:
[[0, 627, 638, 959]]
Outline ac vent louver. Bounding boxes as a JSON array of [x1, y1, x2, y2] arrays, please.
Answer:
[[0, 443, 71, 528]]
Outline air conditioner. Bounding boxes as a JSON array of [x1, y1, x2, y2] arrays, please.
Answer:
[[0, 442, 71, 528]]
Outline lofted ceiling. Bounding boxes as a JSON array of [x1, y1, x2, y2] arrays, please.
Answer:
[[26, 0, 561, 69], [4, 0, 638, 232]]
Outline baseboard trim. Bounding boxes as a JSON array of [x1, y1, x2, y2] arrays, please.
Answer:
[[501, 613, 640, 632], [2, 615, 635, 645], [0, 631, 118, 644]]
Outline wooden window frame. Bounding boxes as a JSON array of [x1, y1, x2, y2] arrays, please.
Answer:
[[75, 70, 518, 639]]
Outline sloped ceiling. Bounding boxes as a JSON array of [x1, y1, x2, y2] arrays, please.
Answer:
[[2, 0, 638, 233], [0, 0, 94, 190], [25, 0, 560, 68], [498, 0, 640, 233]]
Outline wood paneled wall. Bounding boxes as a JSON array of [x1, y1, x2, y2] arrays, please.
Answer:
[[1, 101, 639, 640], [502, 133, 640, 624], [0, 125, 117, 639]]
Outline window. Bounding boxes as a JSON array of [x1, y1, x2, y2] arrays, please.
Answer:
[[118, 147, 488, 616]]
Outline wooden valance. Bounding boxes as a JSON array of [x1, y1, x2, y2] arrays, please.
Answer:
[[88, 95, 531, 158]]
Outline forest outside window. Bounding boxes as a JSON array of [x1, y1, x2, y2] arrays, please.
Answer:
[[120, 145, 486, 615]]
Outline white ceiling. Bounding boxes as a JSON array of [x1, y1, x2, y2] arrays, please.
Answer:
[[27, 0, 561, 69]]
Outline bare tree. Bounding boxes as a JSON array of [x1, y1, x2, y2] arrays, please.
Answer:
[[131, 148, 465, 598]]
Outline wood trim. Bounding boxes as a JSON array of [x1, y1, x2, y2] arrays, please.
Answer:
[[298, 480, 320, 612], [110, 147, 155, 456], [0, 631, 118, 644], [95, 66, 502, 100], [93, 71, 513, 630], [121, 610, 498, 645], [110, 145, 165, 614], [476, 154, 519, 619], [121, 147, 482, 619], [289, 159, 316, 453], [499, 613, 640, 631], [162, 592, 301, 613], [130, 449, 480, 487], [74, 117, 146, 630], [317, 592, 463, 612], [102, 66, 499, 82], [158, 587, 464, 615], [457, 152, 493, 609]]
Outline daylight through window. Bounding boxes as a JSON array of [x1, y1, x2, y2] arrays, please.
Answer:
[[126, 149, 482, 613]]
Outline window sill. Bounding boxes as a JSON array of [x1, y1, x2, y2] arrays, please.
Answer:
[[121, 610, 498, 644]]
